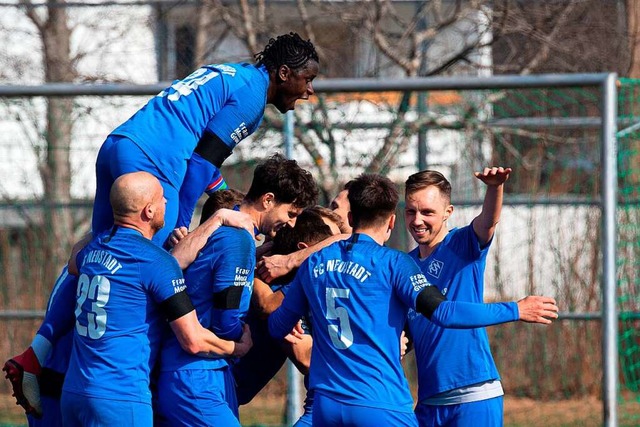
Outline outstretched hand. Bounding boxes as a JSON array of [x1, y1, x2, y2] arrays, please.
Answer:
[[517, 296, 559, 324], [474, 167, 512, 187]]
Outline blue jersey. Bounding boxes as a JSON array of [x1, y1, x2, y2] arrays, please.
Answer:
[[269, 233, 520, 413], [159, 226, 254, 372], [269, 234, 430, 413], [62, 227, 185, 404], [111, 63, 269, 189], [407, 226, 499, 401]]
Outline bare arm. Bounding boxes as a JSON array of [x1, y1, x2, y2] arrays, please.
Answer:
[[472, 167, 512, 246], [256, 233, 350, 283], [67, 232, 92, 276], [170, 310, 252, 357], [172, 208, 256, 269], [251, 278, 285, 318]]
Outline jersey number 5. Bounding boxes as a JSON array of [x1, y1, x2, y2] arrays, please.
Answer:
[[326, 288, 353, 350], [75, 274, 111, 339]]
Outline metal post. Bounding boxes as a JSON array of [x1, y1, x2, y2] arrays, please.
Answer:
[[283, 109, 302, 424], [284, 110, 294, 159], [601, 72, 618, 427], [417, 92, 428, 170]]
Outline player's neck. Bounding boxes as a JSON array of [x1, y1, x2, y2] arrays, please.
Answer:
[[353, 226, 389, 246], [113, 220, 152, 240], [238, 203, 262, 232]]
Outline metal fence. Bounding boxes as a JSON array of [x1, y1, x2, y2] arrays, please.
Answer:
[[0, 73, 633, 426]]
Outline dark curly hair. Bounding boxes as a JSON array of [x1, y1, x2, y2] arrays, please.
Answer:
[[255, 32, 319, 72], [245, 153, 318, 209]]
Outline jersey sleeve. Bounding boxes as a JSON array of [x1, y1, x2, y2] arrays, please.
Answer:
[[430, 300, 519, 328], [268, 272, 309, 340], [146, 251, 186, 304], [209, 230, 255, 341], [390, 252, 433, 308], [36, 267, 78, 344]]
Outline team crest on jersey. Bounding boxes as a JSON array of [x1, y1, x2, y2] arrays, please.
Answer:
[[427, 259, 444, 278]]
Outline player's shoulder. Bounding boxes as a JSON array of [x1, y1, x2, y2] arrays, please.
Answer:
[[214, 225, 255, 249], [128, 233, 179, 266]]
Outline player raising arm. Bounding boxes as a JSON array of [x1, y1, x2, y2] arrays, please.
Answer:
[[269, 174, 558, 427]]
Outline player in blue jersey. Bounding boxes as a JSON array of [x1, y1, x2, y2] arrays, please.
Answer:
[[268, 173, 558, 427], [156, 154, 318, 427], [3, 212, 253, 422], [404, 167, 514, 427], [93, 32, 319, 246], [236, 206, 343, 426], [57, 172, 251, 427]]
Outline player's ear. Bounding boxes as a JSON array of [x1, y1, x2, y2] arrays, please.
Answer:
[[297, 242, 309, 250], [444, 204, 454, 221], [261, 193, 275, 210], [347, 211, 354, 229], [142, 202, 154, 221], [278, 65, 291, 82], [388, 214, 396, 231]]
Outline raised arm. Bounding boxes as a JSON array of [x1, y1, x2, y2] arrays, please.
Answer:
[[472, 166, 512, 246]]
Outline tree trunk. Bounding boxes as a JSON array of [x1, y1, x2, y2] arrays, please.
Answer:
[[39, 0, 76, 276]]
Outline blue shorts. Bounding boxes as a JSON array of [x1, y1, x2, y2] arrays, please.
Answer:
[[27, 396, 62, 427], [61, 391, 152, 427], [156, 367, 240, 427], [415, 396, 503, 427], [93, 135, 179, 245], [313, 392, 418, 427]]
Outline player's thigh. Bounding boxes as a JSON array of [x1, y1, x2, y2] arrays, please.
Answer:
[[452, 397, 503, 427], [61, 391, 152, 427], [415, 397, 503, 427], [28, 396, 63, 427], [156, 369, 240, 427], [313, 393, 418, 427]]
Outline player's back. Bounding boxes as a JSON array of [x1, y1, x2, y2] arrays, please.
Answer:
[[298, 234, 420, 413], [111, 63, 269, 188], [63, 227, 183, 404], [159, 225, 255, 373]]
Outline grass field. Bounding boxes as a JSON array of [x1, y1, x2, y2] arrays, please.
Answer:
[[2, 393, 639, 426]]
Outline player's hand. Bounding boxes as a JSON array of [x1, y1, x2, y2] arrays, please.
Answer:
[[256, 254, 292, 283], [474, 167, 512, 187], [3, 347, 43, 418], [214, 208, 256, 238], [399, 331, 409, 361], [516, 296, 559, 324], [165, 227, 189, 250], [232, 324, 253, 358], [283, 322, 305, 344]]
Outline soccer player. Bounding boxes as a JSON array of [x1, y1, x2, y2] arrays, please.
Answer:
[[404, 167, 513, 427], [93, 32, 320, 246], [235, 206, 342, 426], [256, 181, 353, 282], [268, 173, 558, 427], [59, 171, 251, 427], [155, 154, 318, 427], [3, 207, 254, 421]]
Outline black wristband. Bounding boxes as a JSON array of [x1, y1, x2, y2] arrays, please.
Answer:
[[194, 131, 233, 168]]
